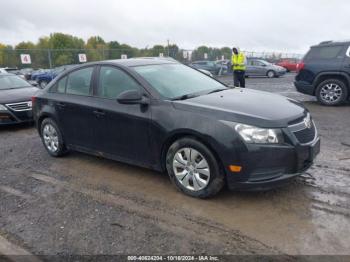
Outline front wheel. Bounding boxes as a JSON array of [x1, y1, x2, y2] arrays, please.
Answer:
[[166, 137, 224, 198], [316, 79, 348, 106], [267, 70, 275, 78], [39, 80, 48, 89]]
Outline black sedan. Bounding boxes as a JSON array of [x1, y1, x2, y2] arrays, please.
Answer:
[[32, 58, 320, 198], [0, 74, 38, 125]]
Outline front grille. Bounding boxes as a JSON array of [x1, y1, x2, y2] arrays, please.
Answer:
[[288, 113, 317, 144], [293, 123, 316, 144], [6, 101, 32, 112]]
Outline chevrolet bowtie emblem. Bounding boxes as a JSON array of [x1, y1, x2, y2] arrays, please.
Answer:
[[304, 115, 312, 129]]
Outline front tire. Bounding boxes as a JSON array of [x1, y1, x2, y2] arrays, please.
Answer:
[[40, 118, 67, 157], [166, 137, 224, 198], [39, 80, 48, 89], [316, 79, 348, 106], [267, 70, 275, 78]]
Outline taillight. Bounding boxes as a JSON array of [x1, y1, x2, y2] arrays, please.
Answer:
[[296, 62, 305, 72]]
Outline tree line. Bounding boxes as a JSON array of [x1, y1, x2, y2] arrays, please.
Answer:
[[0, 33, 234, 68]]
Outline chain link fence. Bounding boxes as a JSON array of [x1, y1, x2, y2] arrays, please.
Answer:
[[0, 48, 303, 69]]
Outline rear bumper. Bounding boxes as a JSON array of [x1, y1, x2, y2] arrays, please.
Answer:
[[294, 81, 315, 96], [225, 137, 320, 191]]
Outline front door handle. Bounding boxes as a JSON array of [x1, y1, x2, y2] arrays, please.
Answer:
[[93, 110, 105, 117], [56, 102, 66, 108]]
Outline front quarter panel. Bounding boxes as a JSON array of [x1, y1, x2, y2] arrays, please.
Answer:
[[150, 100, 244, 175]]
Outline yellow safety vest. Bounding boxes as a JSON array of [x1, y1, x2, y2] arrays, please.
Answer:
[[231, 53, 246, 71]]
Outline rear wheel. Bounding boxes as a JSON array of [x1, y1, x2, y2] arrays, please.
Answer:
[[316, 79, 348, 106], [40, 118, 68, 157], [166, 137, 224, 198]]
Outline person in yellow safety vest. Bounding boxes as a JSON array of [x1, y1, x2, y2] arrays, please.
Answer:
[[231, 47, 246, 88]]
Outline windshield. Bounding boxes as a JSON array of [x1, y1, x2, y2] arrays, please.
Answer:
[[0, 75, 30, 90], [133, 63, 226, 99]]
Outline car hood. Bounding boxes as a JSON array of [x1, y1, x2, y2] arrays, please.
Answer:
[[172, 89, 307, 128], [0, 86, 39, 104]]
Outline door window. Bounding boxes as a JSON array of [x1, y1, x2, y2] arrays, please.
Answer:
[[57, 76, 67, 93], [97, 66, 141, 99], [66, 67, 93, 96]]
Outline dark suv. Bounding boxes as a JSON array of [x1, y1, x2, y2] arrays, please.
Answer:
[[295, 40, 350, 105]]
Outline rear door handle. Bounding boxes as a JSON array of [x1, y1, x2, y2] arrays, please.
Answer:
[[93, 110, 105, 117], [56, 102, 66, 108]]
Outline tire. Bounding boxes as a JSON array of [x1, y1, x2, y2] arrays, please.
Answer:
[[40, 118, 68, 157], [316, 79, 348, 106], [267, 70, 276, 78], [39, 80, 48, 89], [166, 137, 224, 198]]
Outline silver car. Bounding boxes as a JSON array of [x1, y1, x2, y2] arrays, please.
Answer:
[[246, 59, 286, 78]]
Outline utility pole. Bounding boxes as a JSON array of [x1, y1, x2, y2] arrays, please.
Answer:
[[47, 49, 52, 69], [167, 39, 170, 57]]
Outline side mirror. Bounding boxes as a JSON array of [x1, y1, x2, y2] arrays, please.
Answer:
[[117, 90, 149, 105]]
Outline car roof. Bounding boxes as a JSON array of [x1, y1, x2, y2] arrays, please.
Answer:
[[314, 40, 350, 47], [100, 57, 178, 67]]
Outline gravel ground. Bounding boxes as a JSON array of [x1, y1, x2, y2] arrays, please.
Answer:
[[0, 73, 349, 259]]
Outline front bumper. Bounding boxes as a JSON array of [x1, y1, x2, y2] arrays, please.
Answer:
[[225, 137, 320, 191], [276, 70, 287, 76], [0, 110, 33, 125]]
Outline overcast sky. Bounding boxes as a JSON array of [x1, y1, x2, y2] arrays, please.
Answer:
[[0, 0, 349, 54]]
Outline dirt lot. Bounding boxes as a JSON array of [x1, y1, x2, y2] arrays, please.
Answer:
[[0, 73, 349, 259]]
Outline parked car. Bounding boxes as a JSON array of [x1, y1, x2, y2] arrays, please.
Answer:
[[215, 60, 230, 74], [20, 68, 35, 80], [33, 65, 77, 88], [295, 40, 350, 106], [246, 59, 286, 78], [276, 59, 300, 72], [33, 58, 320, 198], [190, 60, 221, 75], [0, 73, 38, 125], [0, 67, 21, 75]]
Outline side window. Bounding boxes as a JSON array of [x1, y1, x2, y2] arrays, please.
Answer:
[[50, 76, 67, 93], [57, 76, 67, 93], [305, 46, 343, 60], [97, 66, 141, 99], [66, 67, 93, 96]]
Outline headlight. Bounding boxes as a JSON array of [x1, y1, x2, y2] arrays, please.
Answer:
[[0, 104, 8, 111], [235, 124, 282, 144]]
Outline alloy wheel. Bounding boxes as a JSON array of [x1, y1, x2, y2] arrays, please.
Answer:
[[43, 123, 59, 153], [267, 71, 275, 78], [320, 83, 342, 103], [172, 147, 210, 191], [40, 81, 48, 88]]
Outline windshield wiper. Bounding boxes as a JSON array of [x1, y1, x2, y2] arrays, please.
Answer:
[[207, 88, 227, 94], [171, 93, 199, 101]]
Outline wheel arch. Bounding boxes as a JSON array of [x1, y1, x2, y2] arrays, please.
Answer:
[[37, 113, 59, 136], [313, 72, 350, 95], [160, 130, 225, 174]]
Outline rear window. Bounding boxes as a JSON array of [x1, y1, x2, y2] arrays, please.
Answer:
[[305, 45, 343, 60]]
